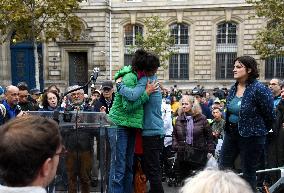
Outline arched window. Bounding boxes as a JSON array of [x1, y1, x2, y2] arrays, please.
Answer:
[[169, 23, 189, 80], [216, 22, 238, 80], [124, 24, 143, 46], [265, 20, 284, 79], [217, 22, 237, 44], [170, 23, 189, 45], [123, 24, 143, 66]]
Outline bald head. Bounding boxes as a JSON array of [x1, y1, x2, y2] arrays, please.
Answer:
[[5, 85, 19, 107]]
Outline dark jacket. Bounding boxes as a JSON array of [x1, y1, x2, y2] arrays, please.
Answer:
[[19, 101, 39, 111], [225, 80, 275, 137], [93, 93, 114, 114], [63, 102, 94, 151], [39, 106, 62, 112], [271, 100, 284, 166], [172, 113, 214, 154]]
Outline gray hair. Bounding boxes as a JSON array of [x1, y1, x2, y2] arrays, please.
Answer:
[[178, 95, 202, 116], [180, 169, 253, 193]]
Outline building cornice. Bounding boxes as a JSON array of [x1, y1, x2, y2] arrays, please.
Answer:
[[79, 0, 252, 12], [57, 40, 96, 46]]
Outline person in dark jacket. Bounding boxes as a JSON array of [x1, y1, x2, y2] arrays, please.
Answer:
[[64, 85, 94, 193], [219, 56, 275, 191], [275, 84, 284, 166], [93, 81, 114, 114], [173, 94, 214, 184], [266, 83, 284, 185], [191, 89, 212, 119], [17, 84, 39, 111]]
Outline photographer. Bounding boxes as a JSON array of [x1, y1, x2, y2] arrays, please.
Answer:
[[212, 87, 225, 100]]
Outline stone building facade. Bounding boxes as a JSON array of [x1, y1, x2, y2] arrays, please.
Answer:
[[0, 0, 282, 92]]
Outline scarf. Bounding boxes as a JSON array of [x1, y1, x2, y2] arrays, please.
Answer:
[[185, 115, 194, 145], [137, 70, 145, 80]]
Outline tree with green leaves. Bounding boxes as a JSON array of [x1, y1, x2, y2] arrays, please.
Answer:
[[0, 0, 81, 89], [246, 0, 284, 58], [129, 16, 175, 68]]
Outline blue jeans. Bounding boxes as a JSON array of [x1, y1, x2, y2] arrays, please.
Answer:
[[219, 129, 265, 190], [108, 127, 136, 193]]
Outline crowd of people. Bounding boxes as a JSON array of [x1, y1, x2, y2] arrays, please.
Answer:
[[0, 52, 283, 193]]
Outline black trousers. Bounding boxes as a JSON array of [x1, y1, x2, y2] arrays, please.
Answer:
[[142, 135, 164, 193]]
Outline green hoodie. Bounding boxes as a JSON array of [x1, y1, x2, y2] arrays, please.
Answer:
[[109, 65, 149, 129]]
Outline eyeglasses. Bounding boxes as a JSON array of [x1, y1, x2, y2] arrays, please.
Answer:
[[54, 146, 68, 157], [269, 83, 278, 86]]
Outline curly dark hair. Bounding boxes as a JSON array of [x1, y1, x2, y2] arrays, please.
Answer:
[[234, 56, 259, 81], [131, 49, 160, 72], [41, 90, 60, 109]]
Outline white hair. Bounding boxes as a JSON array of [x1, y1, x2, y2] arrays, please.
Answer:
[[180, 169, 253, 193]]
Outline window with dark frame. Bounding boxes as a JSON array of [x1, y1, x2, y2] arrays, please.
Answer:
[[169, 23, 189, 80], [216, 22, 238, 80], [265, 56, 284, 79], [124, 24, 143, 66], [170, 23, 189, 45], [124, 24, 143, 46], [124, 54, 133, 66], [264, 20, 284, 79]]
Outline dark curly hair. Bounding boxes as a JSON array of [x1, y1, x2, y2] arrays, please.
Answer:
[[234, 56, 259, 81], [131, 49, 160, 72]]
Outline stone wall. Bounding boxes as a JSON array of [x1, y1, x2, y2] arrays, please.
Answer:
[[0, 0, 268, 91]]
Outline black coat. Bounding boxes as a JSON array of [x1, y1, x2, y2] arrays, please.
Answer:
[[93, 94, 114, 114], [274, 100, 284, 166]]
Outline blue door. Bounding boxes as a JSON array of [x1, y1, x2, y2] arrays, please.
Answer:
[[10, 42, 43, 90]]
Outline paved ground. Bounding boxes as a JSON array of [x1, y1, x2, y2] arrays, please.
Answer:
[[54, 180, 182, 193], [163, 182, 181, 193]]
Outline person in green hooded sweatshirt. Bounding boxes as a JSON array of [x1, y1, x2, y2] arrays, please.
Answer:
[[108, 49, 158, 193]]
